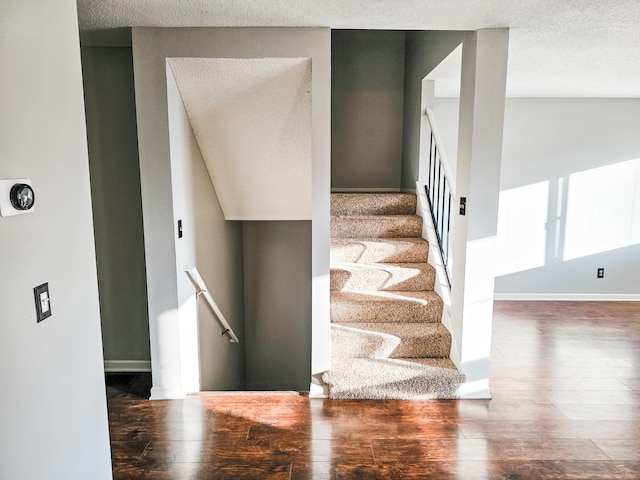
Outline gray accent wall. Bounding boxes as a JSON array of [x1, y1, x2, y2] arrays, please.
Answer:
[[401, 31, 466, 190], [0, 0, 112, 477], [82, 46, 151, 366], [243, 221, 312, 390], [332, 30, 406, 189]]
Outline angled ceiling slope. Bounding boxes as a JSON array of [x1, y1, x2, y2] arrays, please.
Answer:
[[168, 57, 312, 220]]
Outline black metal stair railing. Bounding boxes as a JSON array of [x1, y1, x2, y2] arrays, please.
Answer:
[[424, 120, 453, 286]]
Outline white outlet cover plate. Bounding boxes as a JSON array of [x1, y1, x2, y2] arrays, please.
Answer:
[[0, 179, 35, 217]]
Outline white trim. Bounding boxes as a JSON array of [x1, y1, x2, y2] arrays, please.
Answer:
[[330, 188, 401, 193], [494, 293, 640, 302], [150, 386, 186, 400], [104, 360, 152, 372], [458, 378, 491, 399], [309, 382, 328, 398]]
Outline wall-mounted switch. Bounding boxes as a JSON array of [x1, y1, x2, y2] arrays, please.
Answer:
[[178, 219, 183, 239], [597, 268, 604, 279], [459, 197, 467, 216], [34, 283, 52, 323]]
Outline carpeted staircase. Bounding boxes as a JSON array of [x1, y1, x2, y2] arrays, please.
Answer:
[[322, 193, 465, 399]]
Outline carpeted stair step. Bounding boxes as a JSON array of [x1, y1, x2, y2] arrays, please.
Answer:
[[331, 215, 422, 239], [331, 291, 443, 323], [322, 357, 465, 400], [330, 238, 429, 264], [331, 193, 417, 216], [330, 262, 435, 292], [330, 324, 401, 360], [333, 322, 452, 358], [325, 192, 464, 399]]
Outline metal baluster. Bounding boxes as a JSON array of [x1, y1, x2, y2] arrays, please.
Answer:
[[445, 190, 452, 268], [435, 152, 441, 235]]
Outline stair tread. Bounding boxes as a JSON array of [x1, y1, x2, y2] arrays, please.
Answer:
[[331, 215, 423, 239], [332, 290, 442, 303], [330, 262, 435, 292], [331, 193, 417, 216], [331, 214, 420, 219], [336, 321, 450, 337], [326, 193, 463, 398], [332, 261, 432, 268], [332, 237, 428, 244], [331, 322, 451, 358], [322, 356, 465, 400], [331, 237, 429, 264], [331, 290, 443, 323]]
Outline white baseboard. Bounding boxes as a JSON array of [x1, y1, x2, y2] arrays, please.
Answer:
[[309, 382, 328, 398], [104, 360, 152, 372], [494, 293, 640, 302], [458, 379, 491, 399], [150, 386, 186, 400], [331, 188, 401, 193]]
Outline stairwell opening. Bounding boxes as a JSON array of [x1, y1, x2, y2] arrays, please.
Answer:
[[326, 30, 466, 398], [166, 55, 316, 393]]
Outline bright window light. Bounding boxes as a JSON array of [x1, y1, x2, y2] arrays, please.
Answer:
[[564, 158, 640, 260], [496, 181, 549, 276]]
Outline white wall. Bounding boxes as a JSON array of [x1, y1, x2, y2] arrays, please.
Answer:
[[166, 66, 246, 391], [497, 98, 640, 298], [435, 98, 640, 299], [0, 0, 112, 479], [132, 28, 331, 397], [449, 30, 509, 398]]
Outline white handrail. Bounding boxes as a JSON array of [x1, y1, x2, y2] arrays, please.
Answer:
[[184, 266, 239, 343], [425, 107, 456, 198]]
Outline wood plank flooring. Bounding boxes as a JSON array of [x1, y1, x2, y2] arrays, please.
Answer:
[[108, 301, 640, 479]]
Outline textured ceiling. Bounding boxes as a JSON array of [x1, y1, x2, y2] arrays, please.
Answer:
[[78, 0, 640, 97], [168, 57, 312, 220]]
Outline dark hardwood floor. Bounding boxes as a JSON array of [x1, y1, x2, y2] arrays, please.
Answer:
[[108, 301, 640, 479]]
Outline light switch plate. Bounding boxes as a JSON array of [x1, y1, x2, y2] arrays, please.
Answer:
[[34, 283, 52, 323], [0, 179, 35, 217]]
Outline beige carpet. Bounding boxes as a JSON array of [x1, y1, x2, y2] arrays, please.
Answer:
[[323, 193, 465, 399]]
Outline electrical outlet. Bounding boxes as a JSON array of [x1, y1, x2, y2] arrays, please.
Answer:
[[34, 283, 52, 322], [597, 268, 604, 279]]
